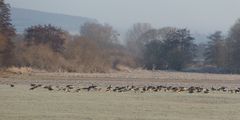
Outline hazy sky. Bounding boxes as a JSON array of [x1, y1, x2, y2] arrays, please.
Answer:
[[6, 0, 240, 34]]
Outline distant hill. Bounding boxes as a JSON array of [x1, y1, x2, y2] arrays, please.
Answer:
[[11, 7, 97, 33]]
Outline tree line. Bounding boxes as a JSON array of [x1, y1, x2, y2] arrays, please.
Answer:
[[204, 19, 240, 73], [1, 0, 240, 73]]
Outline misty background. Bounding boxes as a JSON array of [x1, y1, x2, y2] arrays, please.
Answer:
[[2, 0, 240, 73], [6, 0, 240, 43]]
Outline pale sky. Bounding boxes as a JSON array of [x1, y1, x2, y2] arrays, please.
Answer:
[[6, 0, 240, 34]]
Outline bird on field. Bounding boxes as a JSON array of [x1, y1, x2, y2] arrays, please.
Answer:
[[235, 89, 240, 93], [43, 85, 54, 91], [167, 86, 172, 91], [171, 87, 179, 92], [55, 86, 61, 91], [112, 87, 119, 92], [218, 86, 227, 92], [75, 88, 81, 92], [196, 87, 203, 93], [134, 87, 140, 92], [142, 86, 147, 92], [29, 84, 42, 90], [66, 85, 74, 89], [188, 86, 195, 93], [203, 89, 210, 94], [81, 85, 97, 91], [156, 86, 163, 91], [106, 85, 112, 92], [10, 84, 14, 87], [153, 87, 159, 92], [89, 84, 97, 91], [130, 85, 136, 90], [211, 87, 216, 91], [178, 87, 186, 93], [188, 89, 194, 93], [62, 87, 71, 92], [81, 87, 89, 91]]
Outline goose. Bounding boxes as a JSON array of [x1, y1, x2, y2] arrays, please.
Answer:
[[203, 89, 210, 94], [106, 85, 112, 91], [66, 85, 74, 89], [29, 84, 42, 90], [43, 85, 54, 91]]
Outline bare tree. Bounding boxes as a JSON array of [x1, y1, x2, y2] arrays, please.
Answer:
[[14, 44, 68, 71], [205, 31, 227, 67], [131, 27, 176, 65], [227, 19, 240, 72], [80, 22, 119, 49], [126, 23, 152, 44], [64, 36, 111, 72], [125, 23, 152, 62]]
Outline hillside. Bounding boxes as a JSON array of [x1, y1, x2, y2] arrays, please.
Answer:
[[11, 7, 97, 33]]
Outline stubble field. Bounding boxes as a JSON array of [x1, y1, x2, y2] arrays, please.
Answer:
[[1, 70, 240, 120]]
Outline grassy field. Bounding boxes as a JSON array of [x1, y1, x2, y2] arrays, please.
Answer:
[[1, 85, 240, 120]]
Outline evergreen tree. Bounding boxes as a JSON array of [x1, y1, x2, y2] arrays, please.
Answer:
[[0, 0, 15, 67]]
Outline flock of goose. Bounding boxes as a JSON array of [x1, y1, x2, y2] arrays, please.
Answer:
[[19, 84, 240, 94]]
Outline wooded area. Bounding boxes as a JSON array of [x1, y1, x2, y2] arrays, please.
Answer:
[[1, 0, 240, 73]]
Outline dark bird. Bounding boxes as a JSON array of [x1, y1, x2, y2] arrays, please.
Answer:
[[29, 84, 42, 90], [106, 85, 112, 91], [235, 89, 240, 93], [89, 84, 97, 91], [75, 88, 81, 92], [66, 85, 74, 89], [171, 87, 179, 92], [142, 86, 147, 92], [188, 86, 195, 93], [178, 87, 186, 92], [82, 85, 97, 91], [134, 87, 140, 92], [204, 89, 210, 94], [43, 85, 54, 91], [211, 87, 216, 91]]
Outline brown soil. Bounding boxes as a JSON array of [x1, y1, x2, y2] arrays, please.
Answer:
[[1, 70, 240, 88]]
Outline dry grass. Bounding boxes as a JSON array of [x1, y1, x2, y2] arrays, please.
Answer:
[[0, 67, 34, 78], [0, 85, 240, 120], [5, 67, 33, 74], [24, 70, 240, 81]]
